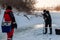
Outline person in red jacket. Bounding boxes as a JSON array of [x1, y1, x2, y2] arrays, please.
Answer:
[[4, 5, 17, 40]]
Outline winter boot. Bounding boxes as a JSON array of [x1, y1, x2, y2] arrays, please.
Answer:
[[11, 35, 13, 40], [49, 27, 52, 34], [7, 37, 13, 40], [43, 27, 47, 34], [7, 38, 11, 40]]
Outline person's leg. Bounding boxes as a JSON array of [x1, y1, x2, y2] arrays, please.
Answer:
[[49, 23, 52, 34], [43, 23, 48, 34], [7, 29, 14, 40], [7, 32, 11, 40], [11, 35, 13, 40]]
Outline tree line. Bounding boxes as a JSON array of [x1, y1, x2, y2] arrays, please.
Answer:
[[0, 0, 36, 14]]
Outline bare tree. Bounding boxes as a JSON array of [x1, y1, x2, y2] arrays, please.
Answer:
[[0, 0, 36, 14]]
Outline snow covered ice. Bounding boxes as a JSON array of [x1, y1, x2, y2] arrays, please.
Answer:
[[0, 10, 60, 40]]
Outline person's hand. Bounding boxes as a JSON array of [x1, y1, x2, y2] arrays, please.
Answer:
[[14, 23, 17, 29], [12, 22, 17, 29]]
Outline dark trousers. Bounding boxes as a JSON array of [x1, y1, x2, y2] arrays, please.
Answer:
[[44, 21, 52, 34]]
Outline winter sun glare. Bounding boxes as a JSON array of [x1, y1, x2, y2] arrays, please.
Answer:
[[34, 0, 60, 8]]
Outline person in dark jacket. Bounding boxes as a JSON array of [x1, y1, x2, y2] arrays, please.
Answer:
[[42, 9, 52, 34], [4, 5, 17, 40]]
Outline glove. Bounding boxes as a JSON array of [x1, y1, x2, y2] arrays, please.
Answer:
[[13, 23, 17, 29], [12, 22, 17, 29]]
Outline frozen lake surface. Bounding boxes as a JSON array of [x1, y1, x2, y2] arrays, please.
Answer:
[[0, 10, 60, 40]]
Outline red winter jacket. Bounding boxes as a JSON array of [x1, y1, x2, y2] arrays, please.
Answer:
[[4, 9, 17, 29]]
